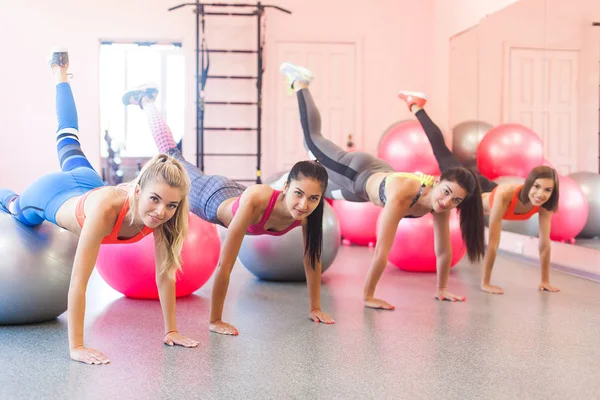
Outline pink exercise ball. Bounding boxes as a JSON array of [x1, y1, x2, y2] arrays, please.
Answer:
[[378, 120, 441, 175], [96, 213, 220, 299], [476, 123, 544, 180], [549, 175, 589, 242], [331, 200, 381, 246], [377, 209, 466, 272]]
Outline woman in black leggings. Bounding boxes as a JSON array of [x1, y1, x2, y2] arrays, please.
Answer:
[[280, 62, 486, 310]]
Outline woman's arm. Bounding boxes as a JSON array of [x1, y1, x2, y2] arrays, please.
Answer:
[[154, 239, 200, 348], [432, 211, 463, 301], [537, 208, 559, 292], [302, 224, 334, 324], [67, 208, 113, 365], [209, 191, 262, 335], [481, 188, 511, 294], [363, 188, 413, 310]]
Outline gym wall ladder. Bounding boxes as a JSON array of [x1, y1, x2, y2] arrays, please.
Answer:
[[168, 1, 292, 183]]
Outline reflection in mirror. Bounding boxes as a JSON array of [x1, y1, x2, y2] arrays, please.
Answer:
[[449, 0, 600, 279]]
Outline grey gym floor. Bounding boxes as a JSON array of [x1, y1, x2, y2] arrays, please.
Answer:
[[1, 246, 600, 400]]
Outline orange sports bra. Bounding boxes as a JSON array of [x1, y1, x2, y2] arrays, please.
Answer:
[[489, 185, 539, 221], [76, 189, 154, 244]]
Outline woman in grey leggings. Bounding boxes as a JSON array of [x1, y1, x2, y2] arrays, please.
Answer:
[[280, 62, 486, 310]]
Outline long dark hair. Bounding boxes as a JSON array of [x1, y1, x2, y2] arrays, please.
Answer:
[[440, 167, 485, 263], [519, 165, 559, 212], [286, 160, 328, 269]]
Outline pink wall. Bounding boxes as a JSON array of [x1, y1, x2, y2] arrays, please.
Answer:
[[3, 0, 595, 195], [0, 0, 194, 192], [0, 0, 435, 191], [450, 0, 600, 172], [430, 0, 521, 136]]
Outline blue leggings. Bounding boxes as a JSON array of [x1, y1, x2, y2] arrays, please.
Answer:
[[0, 83, 105, 226]]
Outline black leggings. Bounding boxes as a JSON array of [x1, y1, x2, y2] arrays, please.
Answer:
[[415, 109, 497, 193], [297, 89, 393, 202]]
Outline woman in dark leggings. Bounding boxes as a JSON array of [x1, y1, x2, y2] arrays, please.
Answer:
[[280, 62, 486, 310], [398, 91, 560, 295]]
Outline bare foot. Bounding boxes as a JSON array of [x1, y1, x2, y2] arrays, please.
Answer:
[[209, 320, 239, 336], [539, 282, 560, 292], [481, 283, 504, 295], [364, 297, 395, 310]]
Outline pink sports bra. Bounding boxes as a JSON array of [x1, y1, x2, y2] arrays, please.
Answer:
[[231, 189, 301, 236], [76, 189, 153, 244]]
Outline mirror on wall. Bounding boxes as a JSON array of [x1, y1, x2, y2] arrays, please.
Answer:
[[450, 0, 600, 251]]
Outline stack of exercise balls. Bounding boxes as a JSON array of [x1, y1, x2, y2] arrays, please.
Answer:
[[369, 118, 600, 272]]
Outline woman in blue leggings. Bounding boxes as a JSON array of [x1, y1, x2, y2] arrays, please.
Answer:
[[0, 50, 197, 365]]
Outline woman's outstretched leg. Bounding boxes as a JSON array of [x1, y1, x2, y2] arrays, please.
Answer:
[[398, 91, 497, 193], [53, 50, 95, 172], [122, 86, 197, 173], [1, 50, 102, 225], [398, 91, 462, 172], [280, 63, 393, 202], [122, 87, 245, 224]]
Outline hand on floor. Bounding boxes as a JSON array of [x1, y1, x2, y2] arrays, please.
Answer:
[[435, 289, 466, 302], [310, 309, 335, 324], [70, 346, 110, 365], [481, 283, 505, 295], [539, 282, 560, 292], [210, 320, 239, 336], [364, 297, 395, 310], [164, 331, 199, 348]]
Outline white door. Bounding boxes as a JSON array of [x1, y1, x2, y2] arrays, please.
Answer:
[[505, 47, 579, 174], [273, 42, 359, 172]]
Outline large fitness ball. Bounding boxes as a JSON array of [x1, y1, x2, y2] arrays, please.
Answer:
[[477, 123, 544, 180], [569, 171, 600, 239], [96, 213, 220, 299], [378, 209, 466, 273], [452, 120, 493, 172], [378, 120, 441, 175], [238, 201, 341, 281], [0, 212, 78, 325]]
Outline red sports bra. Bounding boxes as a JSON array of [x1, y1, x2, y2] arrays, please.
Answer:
[[489, 185, 539, 221], [231, 189, 301, 236], [76, 189, 154, 244]]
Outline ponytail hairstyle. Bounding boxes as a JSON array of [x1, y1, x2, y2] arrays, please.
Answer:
[[126, 154, 191, 279], [285, 160, 329, 269], [440, 167, 485, 263], [520, 166, 559, 212]]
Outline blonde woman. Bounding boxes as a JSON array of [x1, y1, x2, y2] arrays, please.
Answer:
[[0, 50, 197, 365]]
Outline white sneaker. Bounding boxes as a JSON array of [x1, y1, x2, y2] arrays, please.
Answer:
[[279, 62, 314, 88]]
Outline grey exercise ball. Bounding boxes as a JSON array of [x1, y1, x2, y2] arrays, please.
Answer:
[[264, 170, 289, 190], [0, 212, 78, 325], [484, 176, 539, 237], [452, 120, 493, 170], [238, 201, 341, 282], [569, 171, 600, 238]]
